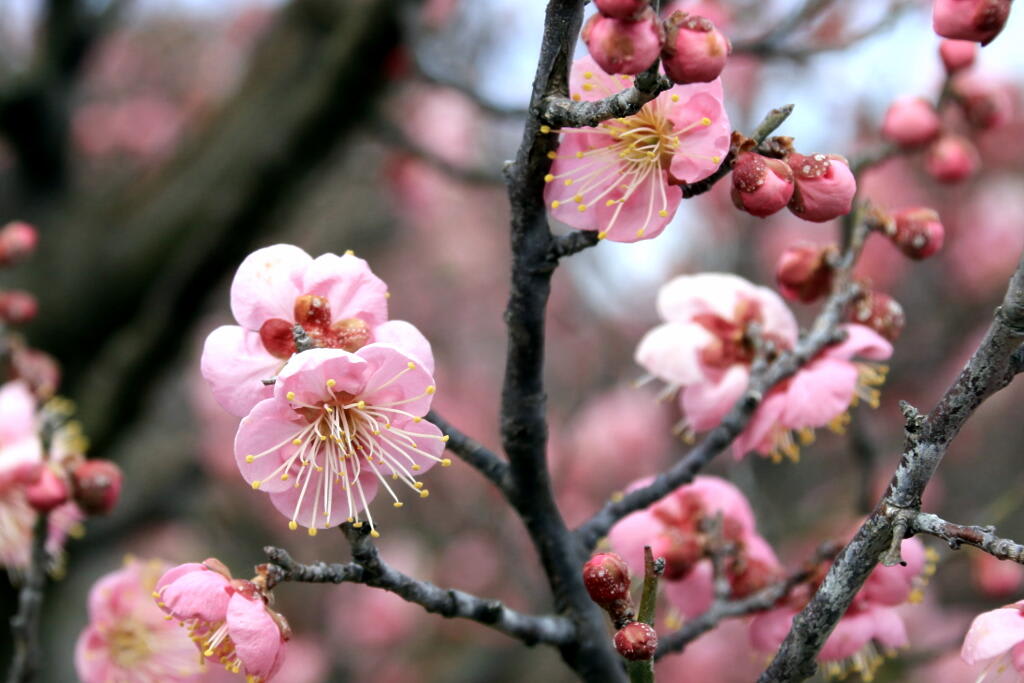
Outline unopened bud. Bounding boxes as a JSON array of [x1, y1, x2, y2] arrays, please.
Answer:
[[25, 467, 69, 513], [849, 291, 905, 342], [661, 12, 731, 84], [0, 291, 38, 324], [731, 152, 794, 218], [776, 244, 835, 303], [954, 76, 1013, 130], [614, 622, 658, 661], [583, 552, 633, 606], [939, 39, 978, 72], [932, 0, 1012, 45], [72, 460, 123, 515], [10, 346, 60, 399], [787, 153, 856, 223], [890, 207, 945, 260], [881, 97, 941, 148], [924, 134, 980, 183], [0, 221, 38, 266], [594, 0, 650, 20], [583, 9, 663, 76]]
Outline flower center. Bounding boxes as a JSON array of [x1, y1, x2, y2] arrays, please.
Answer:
[[603, 107, 679, 168], [258, 294, 371, 359], [106, 619, 153, 668]]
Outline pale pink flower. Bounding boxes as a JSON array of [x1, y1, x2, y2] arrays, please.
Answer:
[[0, 381, 42, 490], [156, 560, 289, 682], [234, 344, 448, 534], [75, 558, 204, 683], [544, 56, 730, 242], [961, 600, 1024, 679], [201, 244, 432, 418]]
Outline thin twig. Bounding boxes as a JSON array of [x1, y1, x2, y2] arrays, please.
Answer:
[[426, 410, 511, 493], [7, 515, 49, 683], [910, 512, 1024, 563]]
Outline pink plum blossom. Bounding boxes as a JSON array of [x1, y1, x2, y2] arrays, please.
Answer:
[[234, 344, 449, 534], [201, 244, 432, 417], [75, 558, 205, 683], [0, 381, 43, 490], [155, 560, 289, 681], [544, 56, 730, 242], [961, 599, 1024, 678]]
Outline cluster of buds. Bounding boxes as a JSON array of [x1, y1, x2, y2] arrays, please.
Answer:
[[932, 0, 1013, 45], [583, 2, 730, 83], [582, 552, 661, 662], [731, 143, 856, 223], [0, 221, 39, 325]]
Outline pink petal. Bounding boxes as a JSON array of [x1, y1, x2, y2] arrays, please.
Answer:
[[870, 606, 908, 649], [732, 390, 786, 459], [749, 607, 796, 653], [863, 538, 924, 606], [656, 273, 759, 323], [301, 252, 389, 328], [0, 381, 37, 444], [382, 417, 445, 476], [544, 134, 620, 233], [779, 358, 857, 430], [155, 562, 206, 596], [607, 508, 659, 576], [275, 348, 369, 407], [826, 323, 893, 361], [680, 365, 749, 431], [74, 626, 111, 683], [664, 561, 714, 618], [227, 593, 286, 680], [962, 606, 1024, 665], [635, 322, 712, 386], [690, 475, 757, 534], [358, 344, 436, 417], [88, 563, 142, 622], [200, 325, 278, 418], [234, 398, 307, 493], [230, 245, 310, 331], [160, 568, 232, 623], [269, 470, 378, 530], [569, 55, 633, 102], [753, 285, 800, 346], [1011, 641, 1024, 673], [592, 168, 680, 242], [668, 90, 731, 183], [0, 436, 43, 491], [819, 609, 876, 661], [373, 320, 435, 374]]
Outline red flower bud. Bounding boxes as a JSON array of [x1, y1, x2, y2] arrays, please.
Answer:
[[889, 207, 945, 260], [614, 622, 658, 661], [661, 12, 731, 84], [583, 9, 663, 76], [594, 0, 650, 20], [72, 460, 123, 515], [881, 97, 941, 148], [0, 221, 38, 266], [25, 467, 69, 513], [0, 291, 38, 324], [933, 0, 1012, 45], [775, 244, 835, 303], [787, 153, 856, 223], [849, 291, 905, 342], [731, 152, 795, 218], [583, 552, 633, 605], [939, 39, 978, 72], [924, 134, 980, 183]]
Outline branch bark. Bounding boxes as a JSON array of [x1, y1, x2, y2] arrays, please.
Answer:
[[6, 515, 48, 683], [426, 410, 512, 493], [911, 512, 1024, 563]]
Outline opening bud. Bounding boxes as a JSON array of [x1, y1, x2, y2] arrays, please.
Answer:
[[731, 152, 795, 217], [583, 552, 633, 606], [933, 0, 1012, 45], [939, 39, 978, 73], [72, 459, 123, 515], [0, 291, 38, 324], [889, 207, 945, 260], [25, 466, 69, 513], [849, 291, 905, 342], [614, 621, 658, 661], [924, 134, 980, 183], [0, 221, 38, 266], [775, 244, 835, 303], [661, 12, 731, 84], [787, 153, 856, 223], [594, 0, 651, 20], [582, 9, 663, 76], [881, 97, 941, 148]]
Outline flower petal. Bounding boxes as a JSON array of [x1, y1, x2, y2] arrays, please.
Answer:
[[234, 398, 307, 493], [230, 245, 310, 330], [635, 322, 713, 386], [664, 561, 714, 618], [827, 324, 894, 361], [545, 133, 619, 233], [656, 273, 759, 323], [668, 89, 731, 184], [275, 348, 370, 407], [680, 365, 749, 432], [373, 320, 435, 374], [159, 567, 231, 623], [962, 606, 1024, 665], [301, 252, 389, 328], [269, 469, 378, 529], [358, 344, 436, 417], [569, 55, 632, 103], [227, 593, 286, 680], [201, 325, 278, 418], [592, 168, 680, 243], [780, 358, 857, 430]]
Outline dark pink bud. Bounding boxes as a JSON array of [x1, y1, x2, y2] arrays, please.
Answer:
[[849, 291, 905, 342], [939, 39, 978, 72], [881, 97, 941, 148], [787, 153, 856, 223], [0, 221, 38, 266], [662, 12, 731, 84], [889, 207, 945, 260], [583, 9, 663, 76], [594, 0, 650, 20], [924, 135, 980, 183], [614, 622, 658, 660], [933, 0, 1012, 45], [775, 244, 835, 303], [730, 152, 795, 218], [72, 460, 123, 515], [25, 467, 69, 513], [955, 76, 1014, 130], [0, 291, 38, 324], [583, 552, 632, 605]]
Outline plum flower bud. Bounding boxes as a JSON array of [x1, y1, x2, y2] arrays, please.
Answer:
[[939, 39, 978, 72], [0, 291, 38, 324], [614, 621, 658, 660], [955, 76, 1014, 130], [0, 221, 38, 266], [933, 0, 1012, 45], [594, 0, 650, 20], [849, 291, 905, 342], [661, 12, 731, 84], [889, 207, 945, 260], [881, 97, 942, 148], [924, 134, 980, 183], [776, 244, 835, 303], [71, 460, 123, 515], [787, 153, 856, 223], [582, 9, 663, 76], [731, 152, 795, 217], [583, 552, 633, 606], [25, 467, 69, 513]]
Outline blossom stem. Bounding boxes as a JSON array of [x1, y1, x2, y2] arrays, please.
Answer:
[[6, 514, 48, 683]]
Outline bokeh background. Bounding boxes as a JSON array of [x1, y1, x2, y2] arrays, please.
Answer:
[[1, 0, 1023, 680]]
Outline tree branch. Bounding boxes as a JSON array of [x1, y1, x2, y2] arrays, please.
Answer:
[[426, 410, 512, 493], [6, 515, 48, 683], [911, 512, 1024, 563], [540, 71, 672, 129]]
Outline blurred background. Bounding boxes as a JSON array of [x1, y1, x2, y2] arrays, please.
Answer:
[[1, 0, 1023, 680]]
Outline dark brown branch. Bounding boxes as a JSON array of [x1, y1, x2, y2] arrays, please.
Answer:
[[6, 515, 48, 683], [426, 410, 512, 493], [540, 70, 672, 129], [911, 512, 1024, 563]]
